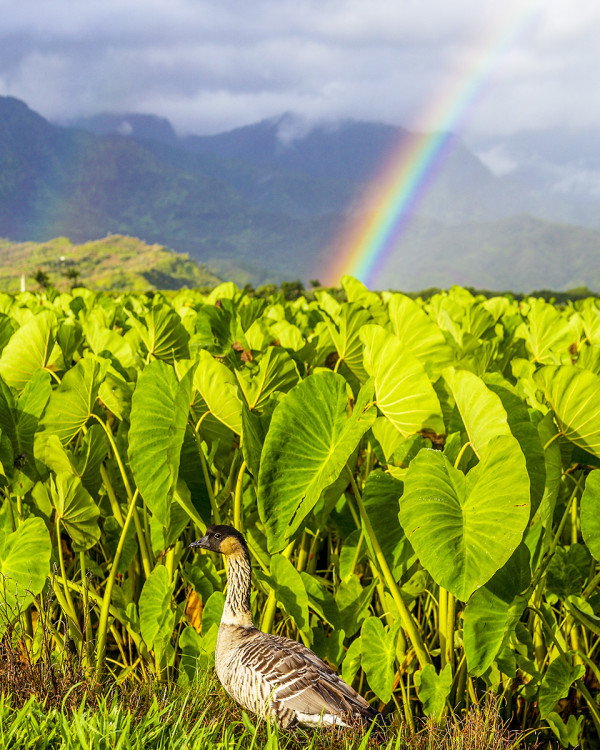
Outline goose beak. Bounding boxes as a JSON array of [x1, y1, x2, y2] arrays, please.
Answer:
[[189, 535, 209, 550]]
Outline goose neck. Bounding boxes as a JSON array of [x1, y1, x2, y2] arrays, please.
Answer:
[[222, 549, 253, 628]]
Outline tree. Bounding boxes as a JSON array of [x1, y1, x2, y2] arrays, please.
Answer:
[[63, 266, 81, 289], [33, 269, 51, 289]]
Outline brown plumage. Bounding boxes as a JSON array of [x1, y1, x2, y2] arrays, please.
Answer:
[[190, 524, 381, 730]]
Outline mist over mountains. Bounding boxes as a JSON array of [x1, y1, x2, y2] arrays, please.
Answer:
[[2, 94, 600, 291]]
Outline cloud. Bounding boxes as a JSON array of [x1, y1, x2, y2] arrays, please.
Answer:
[[2, 0, 600, 137]]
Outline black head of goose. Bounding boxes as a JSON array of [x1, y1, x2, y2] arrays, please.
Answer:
[[190, 524, 384, 732]]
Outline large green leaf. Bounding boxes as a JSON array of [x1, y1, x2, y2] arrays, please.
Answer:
[[139, 565, 176, 652], [387, 293, 454, 379], [262, 554, 310, 635], [516, 298, 576, 364], [463, 544, 530, 675], [444, 367, 511, 458], [0, 369, 51, 478], [400, 436, 530, 601], [360, 617, 400, 703], [538, 657, 585, 719], [235, 347, 300, 412], [535, 365, 600, 458], [50, 472, 101, 550], [130, 303, 190, 362], [581, 470, 600, 560], [415, 664, 453, 720], [0, 517, 51, 637], [361, 324, 444, 437], [39, 356, 109, 445], [0, 310, 57, 390], [193, 350, 243, 434], [485, 378, 546, 518], [362, 470, 412, 578], [323, 302, 371, 383], [257, 372, 375, 553], [129, 360, 193, 526]]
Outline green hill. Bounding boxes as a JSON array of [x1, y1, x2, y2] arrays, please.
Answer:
[[0, 235, 221, 292]]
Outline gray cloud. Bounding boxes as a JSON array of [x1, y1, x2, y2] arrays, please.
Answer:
[[2, 0, 600, 137]]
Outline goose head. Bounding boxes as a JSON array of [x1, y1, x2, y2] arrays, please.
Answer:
[[190, 524, 248, 557]]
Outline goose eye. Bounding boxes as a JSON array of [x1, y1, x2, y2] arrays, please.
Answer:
[[214, 532, 222, 539]]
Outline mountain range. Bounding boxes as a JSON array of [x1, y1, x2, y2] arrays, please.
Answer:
[[1, 94, 600, 291]]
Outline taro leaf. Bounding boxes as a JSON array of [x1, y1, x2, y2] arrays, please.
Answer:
[[132, 303, 190, 362], [50, 472, 101, 550], [362, 470, 412, 579], [57, 318, 82, 365], [581, 470, 600, 560], [339, 529, 367, 580], [257, 372, 375, 553], [516, 299, 575, 364], [537, 412, 562, 529], [463, 544, 530, 675], [361, 325, 444, 437], [360, 617, 401, 703], [0, 369, 51, 479], [342, 635, 362, 686], [150, 494, 190, 554], [415, 663, 453, 720], [0, 310, 57, 390], [179, 626, 210, 684], [129, 360, 193, 527], [0, 314, 16, 357], [535, 365, 600, 458], [546, 546, 587, 598], [241, 402, 271, 479], [485, 378, 546, 519], [73, 424, 110, 496], [546, 712, 584, 749], [323, 302, 372, 383], [443, 367, 511, 458], [139, 565, 176, 651], [400, 436, 530, 601], [538, 657, 585, 718], [178, 428, 211, 525], [201, 590, 225, 635], [387, 293, 454, 379], [193, 349, 243, 434], [103, 516, 138, 574], [98, 369, 133, 422], [39, 356, 109, 445], [312, 625, 345, 667], [300, 571, 340, 629], [266, 554, 310, 636], [0, 517, 51, 637], [235, 347, 300, 412], [335, 574, 376, 638]]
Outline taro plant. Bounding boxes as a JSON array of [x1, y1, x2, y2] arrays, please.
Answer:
[[0, 281, 599, 747]]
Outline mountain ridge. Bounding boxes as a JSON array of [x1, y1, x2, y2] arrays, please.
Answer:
[[1, 95, 599, 291]]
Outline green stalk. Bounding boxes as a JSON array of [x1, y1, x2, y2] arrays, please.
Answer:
[[96, 489, 139, 680], [79, 551, 93, 666], [346, 467, 431, 668], [445, 592, 455, 671], [55, 518, 81, 637], [296, 530, 310, 574], [439, 586, 448, 668], [233, 460, 246, 533], [260, 539, 295, 634]]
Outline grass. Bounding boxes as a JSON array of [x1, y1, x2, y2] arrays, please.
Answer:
[[0, 631, 552, 750], [0, 676, 549, 750]]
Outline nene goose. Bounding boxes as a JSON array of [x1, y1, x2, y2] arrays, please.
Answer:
[[190, 524, 380, 730]]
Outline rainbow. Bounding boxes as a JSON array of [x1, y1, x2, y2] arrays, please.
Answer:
[[324, 0, 546, 288]]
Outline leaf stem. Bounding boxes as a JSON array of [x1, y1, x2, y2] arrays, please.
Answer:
[[96, 489, 139, 680], [346, 466, 431, 668]]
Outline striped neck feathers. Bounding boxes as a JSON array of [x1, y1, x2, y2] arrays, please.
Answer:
[[222, 543, 253, 628]]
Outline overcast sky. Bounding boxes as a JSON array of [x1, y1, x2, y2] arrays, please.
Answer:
[[1, 0, 599, 140]]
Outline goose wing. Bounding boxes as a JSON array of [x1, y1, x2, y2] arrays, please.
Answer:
[[259, 633, 377, 725]]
